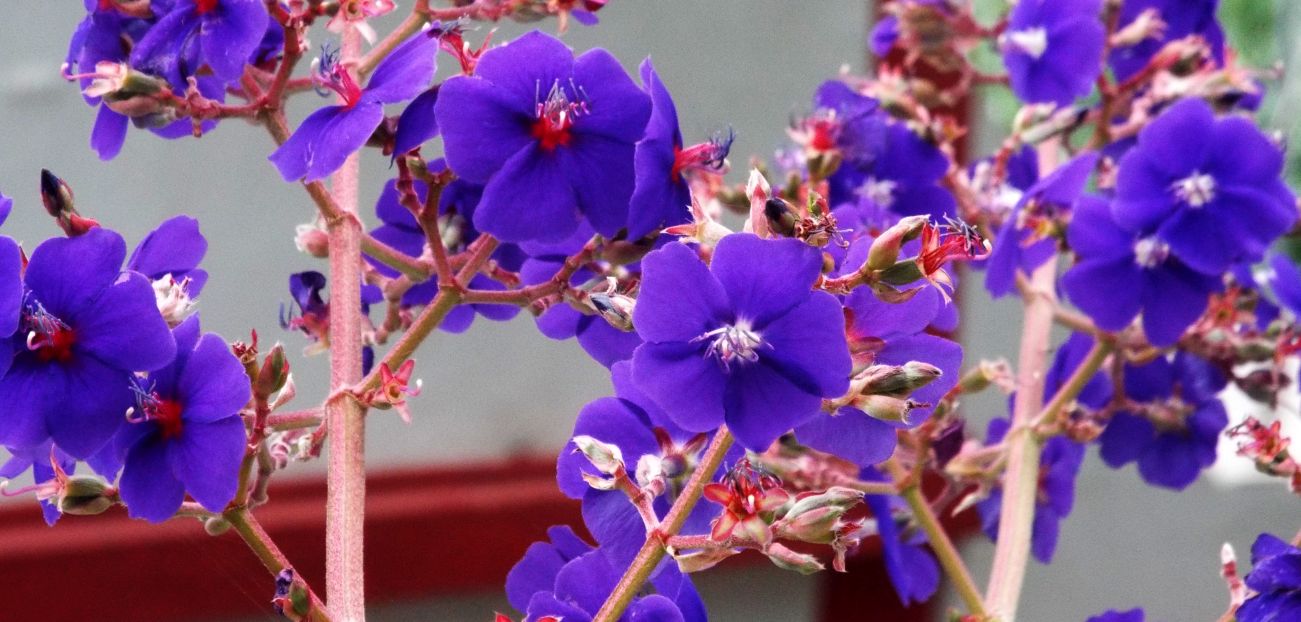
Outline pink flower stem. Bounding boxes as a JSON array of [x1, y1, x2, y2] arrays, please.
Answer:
[[226, 508, 333, 621], [323, 27, 368, 622], [983, 258, 1057, 621], [592, 427, 735, 622]]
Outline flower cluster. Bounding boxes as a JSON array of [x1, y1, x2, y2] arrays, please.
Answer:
[[0, 191, 250, 525]]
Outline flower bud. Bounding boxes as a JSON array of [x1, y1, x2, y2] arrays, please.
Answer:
[[588, 292, 635, 332], [58, 476, 114, 516], [805, 150, 843, 182], [784, 486, 864, 519], [867, 215, 928, 271], [635, 454, 665, 488], [856, 394, 916, 424], [878, 258, 925, 286], [255, 343, 290, 400], [294, 223, 331, 258], [858, 362, 942, 398], [763, 198, 800, 238], [765, 542, 825, 575], [778, 505, 846, 544], [204, 516, 232, 536], [40, 169, 76, 218], [572, 435, 624, 475], [673, 547, 741, 574]]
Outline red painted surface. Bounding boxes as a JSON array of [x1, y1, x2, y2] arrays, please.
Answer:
[[0, 456, 577, 622]]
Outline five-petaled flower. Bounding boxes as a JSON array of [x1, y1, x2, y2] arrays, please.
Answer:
[[434, 30, 651, 243], [630, 234, 852, 451]]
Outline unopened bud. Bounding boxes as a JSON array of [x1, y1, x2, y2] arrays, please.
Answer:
[[58, 476, 113, 516], [40, 169, 75, 218], [589, 292, 635, 332], [778, 505, 846, 544], [572, 435, 624, 475], [294, 223, 330, 258], [878, 259, 924, 286], [635, 454, 664, 488], [255, 344, 290, 399], [784, 486, 864, 519], [856, 394, 916, 424], [859, 362, 942, 398], [867, 215, 928, 271], [765, 542, 825, 575], [764, 198, 799, 238], [673, 547, 741, 573], [204, 516, 232, 536], [806, 151, 843, 182]]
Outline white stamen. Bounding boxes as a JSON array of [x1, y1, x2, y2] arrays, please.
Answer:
[[1005, 27, 1049, 60], [1134, 236, 1170, 268], [152, 274, 197, 327], [1171, 172, 1216, 207], [857, 177, 898, 209], [694, 320, 765, 368]]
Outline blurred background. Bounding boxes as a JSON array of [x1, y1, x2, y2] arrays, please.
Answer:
[[0, 1, 1296, 620]]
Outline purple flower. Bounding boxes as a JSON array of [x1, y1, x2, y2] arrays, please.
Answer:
[[1086, 608, 1145, 622], [116, 316, 248, 523], [1113, 98, 1296, 275], [132, 0, 269, 82], [557, 362, 733, 566], [627, 60, 731, 240], [0, 228, 176, 459], [861, 468, 940, 605], [1237, 533, 1301, 622], [1062, 195, 1221, 346], [829, 122, 955, 220], [505, 526, 706, 622], [1109, 0, 1224, 81], [365, 178, 519, 330], [1001, 0, 1105, 107], [66, 6, 137, 159], [434, 31, 651, 243], [392, 87, 440, 158], [129, 215, 209, 300], [0, 442, 76, 525], [803, 80, 885, 168], [1097, 353, 1227, 490], [523, 224, 642, 367], [270, 32, 439, 181], [796, 238, 962, 466], [1261, 253, 1301, 317], [631, 235, 851, 451], [977, 418, 1084, 563], [985, 152, 1097, 298]]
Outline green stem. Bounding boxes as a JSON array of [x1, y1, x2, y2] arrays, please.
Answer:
[[884, 460, 987, 619], [592, 427, 735, 622]]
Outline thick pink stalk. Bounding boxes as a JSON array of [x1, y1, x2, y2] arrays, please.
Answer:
[[984, 259, 1055, 621], [324, 27, 368, 622]]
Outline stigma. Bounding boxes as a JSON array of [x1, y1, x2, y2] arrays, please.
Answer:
[[532, 79, 588, 151], [671, 128, 734, 182], [694, 320, 765, 368], [1171, 171, 1216, 208]]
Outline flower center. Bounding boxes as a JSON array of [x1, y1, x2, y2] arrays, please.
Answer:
[[129, 383, 186, 440], [671, 128, 734, 182], [314, 47, 363, 108], [1134, 236, 1170, 268], [1004, 27, 1048, 60], [1171, 171, 1216, 207], [694, 320, 764, 368], [532, 79, 588, 151], [857, 177, 897, 208], [23, 302, 76, 363], [195, 0, 219, 14]]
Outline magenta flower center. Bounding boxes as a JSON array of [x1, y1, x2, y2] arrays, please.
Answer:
[[315, 52, 363, 108], [130, 386, 187, 440], [195, 0, 219, 14], [24, 306, 76, 363], [671, 130, 733, 182], [532, 80, 587, 151]]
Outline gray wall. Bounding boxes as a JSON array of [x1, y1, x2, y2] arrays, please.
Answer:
[[1, 2, 1296, 621]]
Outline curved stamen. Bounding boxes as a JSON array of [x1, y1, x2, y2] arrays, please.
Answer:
[[693, 320, 765, 369]]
